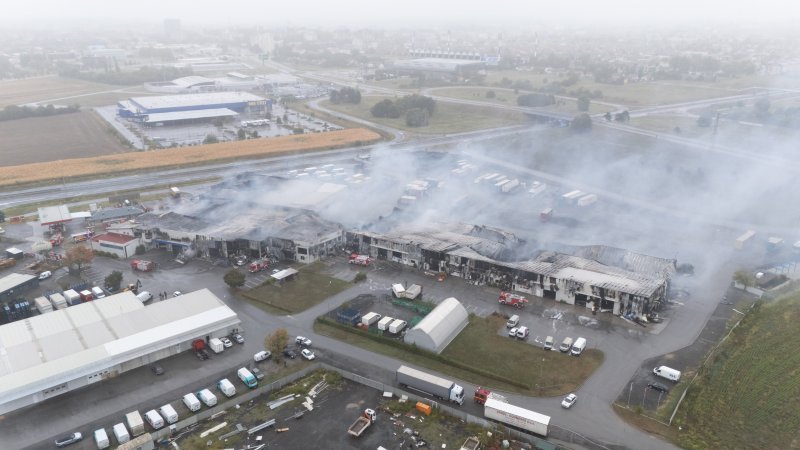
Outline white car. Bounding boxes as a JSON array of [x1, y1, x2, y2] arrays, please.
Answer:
[[301, 349, 315, 360], [516, 326, 529, 339], [220, 337, 233, 348], [172, 291, 182, 297], [561, 393, 577, 409], [295, 336, 312, 347], [254, 350, 271, 362], [38, 271, 52, 280], [508, 327, 518, 337]]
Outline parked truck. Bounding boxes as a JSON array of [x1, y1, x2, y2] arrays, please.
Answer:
[[63, 289, 81, 306], [361, 312, 382, 326], [130, 259, 155, 272], [498, 291, 528, 308], [348, 254, 371, 266], [484, 397, 549, 437], [391, 283, 422, 300], [377, 316, 394, 331], [388, 319, 407, 334], [34, 296, 53, 314], [473, 387, 507, 405], [125, 411, 145, 437], [49, 292, 66, 310], [209, 338, 224, 353], [396, 365, 464, 405], [79, 290, 93, 302], [347, 408, 376, 437]]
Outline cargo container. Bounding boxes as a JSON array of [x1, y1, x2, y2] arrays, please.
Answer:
[[377, 316, 394, 331], [49, 292, 67, 310], [209, 338, 224, 353], [112, 423, 130, 444], [361, 312, 382, 326], [94, 428, 110, 449], [63, 289, 81, 306], [34, 296, 53, 314], [125, 411, 144, 437], [577, 194, 597, 206], [388, 319, 407, 334]]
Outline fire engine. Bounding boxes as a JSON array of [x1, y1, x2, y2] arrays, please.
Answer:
[[348, 254, 371, 266], [498, 291, 529, 308]]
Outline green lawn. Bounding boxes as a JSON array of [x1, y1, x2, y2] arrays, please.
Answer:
[[242, 262, 353, 314], [319, 96, 530, 134], [316, 314, 603, 396], [673, 295, 800, 450]]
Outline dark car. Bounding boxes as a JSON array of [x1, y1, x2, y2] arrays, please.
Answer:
[[151, 365, 164, 375], [283, 348, 297, 359], [648, 382, 670, 393], [55, 432, 83, 447]]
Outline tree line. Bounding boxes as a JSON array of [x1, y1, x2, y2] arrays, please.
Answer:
[[370, 95, 437, 127], [0, 104, 80, 122], [329, 87, 361, 105], [59, 65, 194, 86]]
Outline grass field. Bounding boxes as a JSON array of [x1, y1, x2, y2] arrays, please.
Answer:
[[319, 96, 530, 134], [242, 262, 353, 314], [0, 110, 129, 166], [430, 86, 617, 114], [0, 127, 380, 188], [672, 295, 800, 450], [0, 76, 120, 107], [316, 314, 603, 396]]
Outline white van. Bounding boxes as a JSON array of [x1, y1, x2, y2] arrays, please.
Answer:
[[91, 286, 106, 299], [112, 423, 130, 444], [93, 428, 110, 449], [197, 388, 217, 407], [506, 314, 520, 328], [559, 337, 574, 353], [144, 409, 164, 429], [159, 404, 179, 424], [653, 365, 681, 382], [136, 291, 153, 303], [218, 378, 236, 397], [570, 337, 587, 356], [183, 393, 201, 412]]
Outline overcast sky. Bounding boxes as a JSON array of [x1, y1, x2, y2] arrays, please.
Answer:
[[3, 0, 800, 27]]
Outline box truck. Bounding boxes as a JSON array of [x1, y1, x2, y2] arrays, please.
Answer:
[[144, 410, 164, 430], [237, 367, 257, 388], [63, 289, 81, 306], [197, 389, 217, 407], [388, 319, 407, 334], [653, 365, 681, 382], [93, 428, 110, 449], [34, 296, 52, 314], [159, 404, 179, 424], [112, 423, 130, 444], [183, 393, 201, 412], [361, 312, 382, 326], [125, 411, 144, 437], [396, 365, 464, 405], [218, 378, 237, 397], [377, 316, 394, 331], [484, 397, 550, 437], [209, 338, 225, 353]]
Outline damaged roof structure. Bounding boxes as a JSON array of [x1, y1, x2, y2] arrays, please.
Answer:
[[347, 223, 675, 317]]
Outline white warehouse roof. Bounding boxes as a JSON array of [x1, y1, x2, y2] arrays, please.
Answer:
[[404, 297, 468, 353], [0, 289, 239, 409], [130, 91, 265, 110]]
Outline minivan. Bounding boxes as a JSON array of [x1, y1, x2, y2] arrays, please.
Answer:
[[144, 409, 164, 430], [653, 365, 681, 382], [570, 337, 587, 356], [91, 286, 106, 299], [506, 314, 520, 328], [559, 337, 574, 353], [136, 291, 153, 303], [544, 335, 554, 350]]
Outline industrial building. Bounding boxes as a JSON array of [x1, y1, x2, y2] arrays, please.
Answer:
[[0, 289, 240, 415], [346, 224, 674, 317], [145, 73, 300, 94], [404, 297, 469, 353], [388, 58, 486, 81], [0, 273, 39, 301], [90, 233, 140, 259], [117, 91, 269, 125]]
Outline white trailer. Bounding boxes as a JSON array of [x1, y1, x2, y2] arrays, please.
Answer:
[[578, 194, 597, 206], [209, 338, 224, 353], [49, 292, 67, 310], [735, 230, 756, 249], [34, 296, 53, 314], [528, 181, 547, 196], [501, 179, 520, 193], [125, 411, 145, 437], [388, 319, 407, 334], [361, 312, 382, 326], [377, 316, 394, 331], [484, 397, 549, 437]]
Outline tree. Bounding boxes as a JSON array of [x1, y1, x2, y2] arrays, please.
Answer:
[[224, 269, 246, 288], [577, 96, 590, 112], [237, 128, 247, 140], [571, 113, 592, 132], [405, 108, 430, 127], [485, 90, 496, 99], [65, 246, 94, 273], [203, 134, 219, 144], [604, 112, 612, 121], [266, 328, 289, 362], [370, 99, 401, 118], [0, 209, 4, 222], [696, 112, 713, 127], [614, 110, 630, 122], [105, 270, 123, 291], [733, 270, 756, 289]]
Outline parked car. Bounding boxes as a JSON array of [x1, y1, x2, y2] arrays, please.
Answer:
[[283, 348, 297, 359], [561, 393, 577, 409], [301, 349, 316, 360], [151, 365, 164, 376], [508, 327, 518, 337], [220, 337, 233, 348], [544, 335, 554, 350], [295, 336, 312, 347], [251, 367, 265, 380], [173, 291, 182, 297], [55, 432, 83, 447], [38, 270, 52, 280], [233, 333, 245, 344], [647, 382, 670, 393], [516, 326, 529, 339], [254, 350, 271, 362]]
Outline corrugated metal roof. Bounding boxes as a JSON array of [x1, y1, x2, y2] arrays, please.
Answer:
[[145, 108, 239, 122], [38, 205, 71, 225], [0, 273, 36, 293], [130, 92, 265, 111]]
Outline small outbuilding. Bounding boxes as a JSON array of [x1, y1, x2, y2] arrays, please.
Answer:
[[90, 233, 140, 259], [404, 297, 469, 354]]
